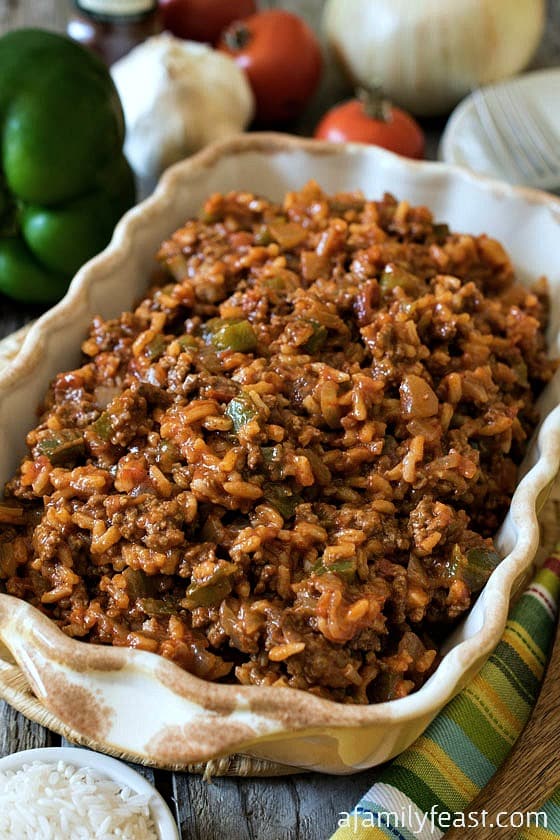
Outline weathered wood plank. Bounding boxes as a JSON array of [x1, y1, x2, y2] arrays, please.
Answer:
[[0, 700, 59, 756], [170, 767, 375, 839]]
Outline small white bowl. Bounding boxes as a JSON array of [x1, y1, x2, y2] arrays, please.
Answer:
[[439, 68, 560, 184], [0, 747, 179, 840]]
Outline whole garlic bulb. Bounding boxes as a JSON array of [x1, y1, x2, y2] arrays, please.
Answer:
[[111, 34, 255, 181], [323, 0, 545, 116]]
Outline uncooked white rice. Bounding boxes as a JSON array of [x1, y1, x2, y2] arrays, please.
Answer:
[[0, 760, 159, 839]]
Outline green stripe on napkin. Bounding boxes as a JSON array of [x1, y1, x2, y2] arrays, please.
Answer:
[[514, 786, 560, 839], [332, 557, 560, 840]]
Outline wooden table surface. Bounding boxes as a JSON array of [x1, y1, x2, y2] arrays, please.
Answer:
[[0, 2, 559, 839]]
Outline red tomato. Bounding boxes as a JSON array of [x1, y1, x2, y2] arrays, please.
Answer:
[[218, 10, 322, 125], [159, 0, 256, 45], [315, 94, 425, 160]]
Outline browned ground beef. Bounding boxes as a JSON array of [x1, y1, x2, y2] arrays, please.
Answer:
[[0, 182, 556, 703]]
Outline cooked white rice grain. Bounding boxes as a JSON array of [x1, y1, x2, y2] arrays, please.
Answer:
[[0, 760, 159, 839]]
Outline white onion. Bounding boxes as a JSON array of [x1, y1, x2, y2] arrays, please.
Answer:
[[323, 0, 545, 116], [94, 385, 120, 409]]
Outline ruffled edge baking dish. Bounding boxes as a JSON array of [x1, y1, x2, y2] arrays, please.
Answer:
[[1, 134, 560, 774]]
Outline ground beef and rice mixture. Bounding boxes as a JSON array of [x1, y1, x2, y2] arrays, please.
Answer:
[[0, 182, 556, 703]]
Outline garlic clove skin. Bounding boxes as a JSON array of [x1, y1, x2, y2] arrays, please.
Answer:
[[111, 34, 255, 180], [323, 0, 545, 117]]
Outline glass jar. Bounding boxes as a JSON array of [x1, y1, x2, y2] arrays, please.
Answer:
[[67, 0, 162, 65]]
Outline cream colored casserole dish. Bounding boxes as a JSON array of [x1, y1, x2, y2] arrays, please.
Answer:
[[1, 134, 559, 774]]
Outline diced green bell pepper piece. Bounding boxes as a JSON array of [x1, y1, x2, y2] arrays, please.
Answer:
[[123, 568, 157, 598], [312, 559, 356, 580], [145, 334, 167, 360], [446, 543, 500, 592], [254, 225, 272, 246], [177, 334, 198, 350], [303, 320, 328, 354], [263, 482, 302, 519], [226, 392, 259, 433], [184, 562, 236, 608], [137, 597, 178, 616], [380, 264, 419, 296], [206, 318, 257, 353], [92, 412, 114, 441], [463, 546, 501, 591], [36, 430, 85, 465]]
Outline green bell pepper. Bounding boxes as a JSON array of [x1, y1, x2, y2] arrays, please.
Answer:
[[0, 28, 135, 303]]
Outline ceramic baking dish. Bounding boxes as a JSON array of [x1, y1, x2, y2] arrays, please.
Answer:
[[1, 134, 560, 774]]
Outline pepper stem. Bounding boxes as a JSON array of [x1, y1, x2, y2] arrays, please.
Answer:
[[357, 86, 392, 122], [223, 22, 252, 51]]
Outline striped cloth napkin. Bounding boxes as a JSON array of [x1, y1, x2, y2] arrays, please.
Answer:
[[331, 555, 560, 840], [516, 789, 560, 840]]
